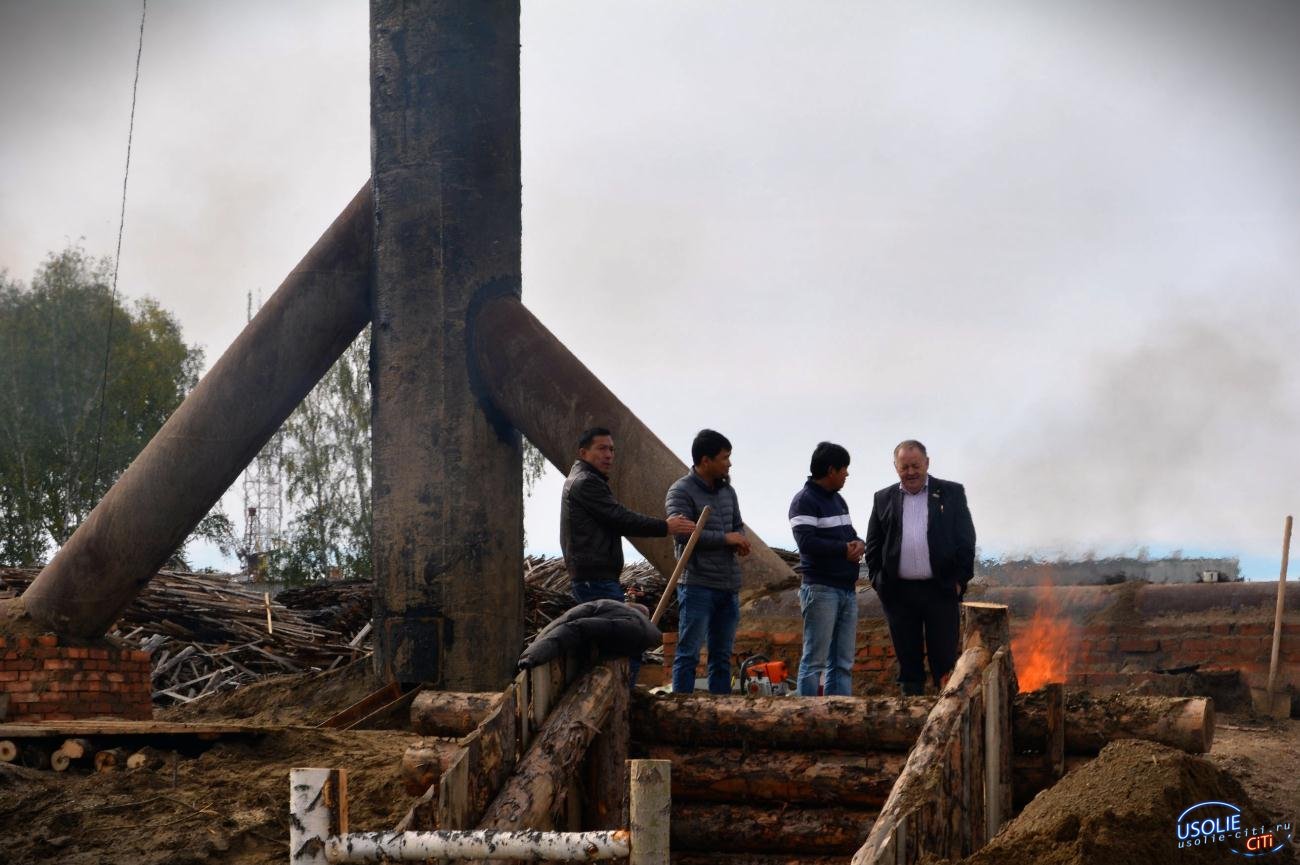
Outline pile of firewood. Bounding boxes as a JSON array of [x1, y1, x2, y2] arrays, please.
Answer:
[[1, 568, 364, 706]]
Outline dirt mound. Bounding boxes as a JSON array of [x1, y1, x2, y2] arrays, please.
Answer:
[[965, 739, 1294, 865], [160, 657, 387, 726]]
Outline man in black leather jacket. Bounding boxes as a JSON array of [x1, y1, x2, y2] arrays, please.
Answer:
[[562, 427, 695, 603]]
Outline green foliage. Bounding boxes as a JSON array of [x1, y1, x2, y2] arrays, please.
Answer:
[[263, 328, 550, 585], [0, 245, 202, 566], [267, 327, 372, 584]]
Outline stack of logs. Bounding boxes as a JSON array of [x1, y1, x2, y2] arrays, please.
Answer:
[[630, 693, 929, 863], [0, 737, 171, 774], [391, 672, 1212, 864]]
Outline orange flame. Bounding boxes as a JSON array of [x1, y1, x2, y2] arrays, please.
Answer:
[[1011, 585, 1078, 692]]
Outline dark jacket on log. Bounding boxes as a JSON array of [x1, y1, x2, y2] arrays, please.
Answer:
[[561, 460, 669, 583], [518, 599, 663, 669]]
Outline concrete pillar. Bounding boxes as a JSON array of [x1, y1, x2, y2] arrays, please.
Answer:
[[370, 0, 524, 687], [469, 295, 798, 604], [19, 185, 374, 637]]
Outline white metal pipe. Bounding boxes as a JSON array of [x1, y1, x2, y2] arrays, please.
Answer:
[[324, 829, 631, 862]]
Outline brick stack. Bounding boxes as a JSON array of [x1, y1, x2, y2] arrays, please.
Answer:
[[0, 635, 152, 721]]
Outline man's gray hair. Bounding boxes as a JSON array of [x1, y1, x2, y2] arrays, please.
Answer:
[[893, 439, 928, 459]]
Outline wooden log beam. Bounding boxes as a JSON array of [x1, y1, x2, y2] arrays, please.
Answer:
[[645, 744, 905, 807], [672, 802, 877, 854], [961, 602, 1011, 654], [585, 659, 630, 830], [477, 662, 618, 830], [1014, 690, 1214, 754], [631, 692, 933, 751], [399, 739, 462, 797], [410, 691, 503, 738]]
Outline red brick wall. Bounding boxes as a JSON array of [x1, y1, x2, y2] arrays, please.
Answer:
[[0, 635, 152, 721]]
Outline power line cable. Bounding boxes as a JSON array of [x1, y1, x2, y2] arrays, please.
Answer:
[[91, 0, 148, 488]]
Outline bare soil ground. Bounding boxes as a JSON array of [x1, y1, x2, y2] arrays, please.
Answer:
[[2, 658, 1297, 864], [0, 659, 417, 865]]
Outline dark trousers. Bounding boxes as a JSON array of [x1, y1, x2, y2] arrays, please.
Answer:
[[571, 579, 640, 686], [880, 578, 960, 689]]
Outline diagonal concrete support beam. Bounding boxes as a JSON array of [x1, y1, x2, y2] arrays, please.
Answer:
[[468, 295, 797, 603], [19, 191, 795, 639], [20, 184, 375, 638]]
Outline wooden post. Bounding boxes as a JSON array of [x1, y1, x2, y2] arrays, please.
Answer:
[[586, 659, 631, 830], [629, 759, 670, 865], [289, 768, 347, 865], [370, 0, 524, 688], [983, 652, 1002, 841], [1267, 515, 1293, 715], [1044, 681, 1065, 778], [651, 506, 711, 625], [961, 602, 1010, 653]]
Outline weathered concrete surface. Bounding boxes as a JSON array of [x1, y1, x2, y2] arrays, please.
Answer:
[[21, 184, 374, 638], [369, 0, 524, 688], [469, 295, 798, 603]]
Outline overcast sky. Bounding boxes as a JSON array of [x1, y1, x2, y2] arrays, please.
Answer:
[[2, 1, 1298, 578]]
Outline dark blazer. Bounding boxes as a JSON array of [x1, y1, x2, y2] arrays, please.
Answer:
[[863, 476, 976, 600]]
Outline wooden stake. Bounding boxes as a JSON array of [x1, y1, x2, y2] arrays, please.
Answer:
[[630, 759, 671, 865], [652, 505, 712, 626], [264, 592, 273, 635], [1267, 515, 1293, 709]]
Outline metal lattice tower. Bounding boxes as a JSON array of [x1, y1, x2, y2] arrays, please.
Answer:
[[239, 291, 283, 576]]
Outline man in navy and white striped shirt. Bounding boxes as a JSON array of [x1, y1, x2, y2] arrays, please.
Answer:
[[788, 442, 864, 696]]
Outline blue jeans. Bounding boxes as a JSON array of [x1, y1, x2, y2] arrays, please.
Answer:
[[571, 579, 640, 686], [797, 583, 858, 696], [671, 584, 739, 694]]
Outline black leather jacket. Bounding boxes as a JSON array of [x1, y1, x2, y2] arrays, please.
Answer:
[[561, 460, 668, 583]]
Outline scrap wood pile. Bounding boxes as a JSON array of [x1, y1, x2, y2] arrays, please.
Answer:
[[0, 554, 678, 709], [0, 568, 362, 707]]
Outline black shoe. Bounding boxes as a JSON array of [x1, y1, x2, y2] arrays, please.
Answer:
[[900, 680, 925, 697]]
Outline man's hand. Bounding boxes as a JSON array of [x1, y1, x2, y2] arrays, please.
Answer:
[[846, 539, 865, 563], [725, 531, 752, 556], [666, 514, 696, 536]]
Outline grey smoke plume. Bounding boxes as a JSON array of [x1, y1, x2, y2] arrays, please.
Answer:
[[974, 290, 1300, 564]]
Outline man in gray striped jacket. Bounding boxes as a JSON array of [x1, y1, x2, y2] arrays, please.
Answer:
[[665, 429, 751, 694]]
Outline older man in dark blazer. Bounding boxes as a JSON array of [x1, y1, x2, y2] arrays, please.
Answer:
[[864, 440, 976, 696]]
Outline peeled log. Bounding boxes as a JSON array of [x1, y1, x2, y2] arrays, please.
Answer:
[[672, 802, 876, 854], [646, 744, 905, 807], [410, 691, 502, 738], [0, 741, 16, 763], [631, 692, 932, 751], [478, 663, 618, 830], [1014, 691, 1214, 754], [400, 739, 462, 796]]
